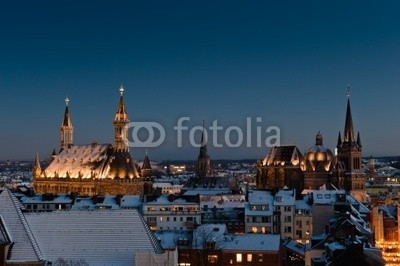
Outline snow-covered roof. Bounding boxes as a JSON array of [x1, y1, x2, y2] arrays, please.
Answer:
[[19, 194, 73, 204], [43, 143, 139, 179], [44, 144, 110, 179], [248, 190, 274, 204], [25, 209, 163, 265], [222, 234, 280, 252], [313, 190, 346, 205], [200, 195, 245, 209], [284, 240, 305, 255], [120, 195, 142, 208], [154, 230, 191, 250], [274, 189, 296, 206], [295, 199, 311, 211], [192, 224, 227, 249], [144, 195, 198, 206], [0, 189, 43, 263]]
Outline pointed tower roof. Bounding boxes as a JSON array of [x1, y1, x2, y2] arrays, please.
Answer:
[[52, 148, 57, 156], [357, 131, 362, 147], [315, 131, 323, 145], [343, 86, 355, 143], [33, 153, 42, 178], [199, 120, 209, 158], [337, 131, 342, 147], [62, 97, 72, 127], [142, 150, 151, 170], [115, 85, 128, 121]]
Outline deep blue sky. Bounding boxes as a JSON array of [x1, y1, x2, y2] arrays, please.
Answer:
[[1, 1, 400, 161]]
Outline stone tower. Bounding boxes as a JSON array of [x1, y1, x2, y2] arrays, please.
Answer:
[[195, 122, 212, 179], [60, 97, 73, 151], [336, 87, 365, 201], [113, 85, 130, 152]]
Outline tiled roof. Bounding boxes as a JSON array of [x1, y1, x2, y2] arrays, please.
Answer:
[[263, 145, 304, 166], [43, 144, 139, 179], [0, 189, 42, 263], [25, 209, 163, 265]]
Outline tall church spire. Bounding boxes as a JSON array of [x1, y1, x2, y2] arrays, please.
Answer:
[[195, 120, 212, 179], [33, 153, 42, 178], [113, 85, 130, 152], [199, 120, 209, 158], [337, 131, 342, 147], [335, 86, 365, 201], [60, 97, 73, 151], [343, 86, 355, 143]]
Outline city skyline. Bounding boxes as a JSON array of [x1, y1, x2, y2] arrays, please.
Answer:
[[1, 1, 400, 160]]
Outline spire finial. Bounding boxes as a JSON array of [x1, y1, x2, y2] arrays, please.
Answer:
[[65, 97, 70, 106], [145, 149, 148, 156], [347, 84, 350, 98], [119, 85, 124, 96]]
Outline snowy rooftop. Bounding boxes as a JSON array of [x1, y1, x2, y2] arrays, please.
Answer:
[[313, 190, 346, 205], [44, 144, 111, 179], [43, 143, 139, 179], [144, 195, 198, 206], [247, 190, 274, 204], [295, 199, 312, 211], [284, 240, 306, 255], [274, 189, 296, 206], [120, 195, 142, 208], [25, 209, 163, 265], [0, 189, 42, 263], [200, 195, 245, 209], [19, 194, 73, 204], [192, 224, 227, 249], [223, 234, 280, 252], [154, 230, 192, 250]]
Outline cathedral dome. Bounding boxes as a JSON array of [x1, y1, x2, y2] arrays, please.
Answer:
[[305, 132, 334, 172]]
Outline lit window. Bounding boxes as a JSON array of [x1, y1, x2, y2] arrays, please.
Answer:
[[160, 217, 163, 221], [236, 253, 243, 262], [208, 255, 218, 263], [252, 227, 257, 233], [247, 254, 252, 262]]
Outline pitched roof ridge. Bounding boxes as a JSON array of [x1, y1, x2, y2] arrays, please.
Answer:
[[135, 209, 164, 254], [6, 189, 44, 261]]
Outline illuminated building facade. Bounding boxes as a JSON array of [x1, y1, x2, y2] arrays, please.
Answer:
[[33, 86, 153, 196], [256, 90, 366, 200]]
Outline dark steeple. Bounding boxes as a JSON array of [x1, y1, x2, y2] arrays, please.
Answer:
[[195, 120, 212, 179], [357, 131, 362, 147], [199, 120, 209, 159], [141, 150, 152, 178], [337, 131, 342, 147], [142, 150, 151, 171], [343, 87, 355, 143], [315, 131, 323, 145]]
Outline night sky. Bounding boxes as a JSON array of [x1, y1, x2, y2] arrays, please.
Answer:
[[1, 1, 400, 161]]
